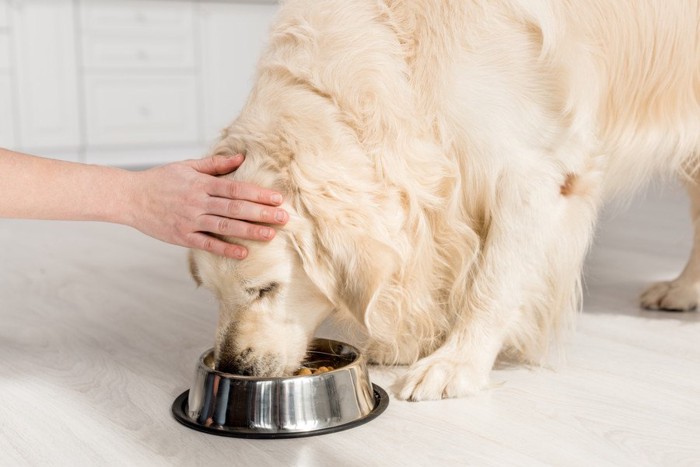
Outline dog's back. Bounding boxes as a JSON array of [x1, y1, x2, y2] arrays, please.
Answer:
[[553, 0, 700, 193]]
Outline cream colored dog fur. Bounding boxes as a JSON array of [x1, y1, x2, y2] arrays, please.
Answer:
[[189, 0, 700, 400]]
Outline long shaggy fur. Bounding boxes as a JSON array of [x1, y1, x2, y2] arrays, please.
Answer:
[[192, 0, 700, 400]]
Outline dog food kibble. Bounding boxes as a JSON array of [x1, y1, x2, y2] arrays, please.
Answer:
[[295, 366, 334, 376]]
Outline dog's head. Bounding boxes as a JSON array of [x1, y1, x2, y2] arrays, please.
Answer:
[[189, 225, 333, 376], [189, 201, 397, 376], [189, 114, 398, 376]]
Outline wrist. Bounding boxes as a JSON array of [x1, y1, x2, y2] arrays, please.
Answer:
[[100, 166, 141, 227]]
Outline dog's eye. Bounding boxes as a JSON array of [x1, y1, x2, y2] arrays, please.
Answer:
[[246, 282, 279, 300]]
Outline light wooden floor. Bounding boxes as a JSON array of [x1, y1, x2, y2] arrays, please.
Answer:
[[1, 184, 699, 467]]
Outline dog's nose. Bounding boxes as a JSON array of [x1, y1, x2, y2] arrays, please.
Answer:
[[216, 348, 255, 376], [216, 359, 254, 376], [215, 346, 284, 377]]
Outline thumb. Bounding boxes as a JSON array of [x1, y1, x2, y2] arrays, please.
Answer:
[[190, 154, 244, 175]]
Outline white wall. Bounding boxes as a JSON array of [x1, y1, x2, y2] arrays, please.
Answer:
[[0, 0, 278, 166]]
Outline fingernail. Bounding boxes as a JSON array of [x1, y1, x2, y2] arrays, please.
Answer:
[[275, 210, 287, 223], [270, 193, 283, 204], [261, 227, 274, 239], [235, 248, 247, 259]]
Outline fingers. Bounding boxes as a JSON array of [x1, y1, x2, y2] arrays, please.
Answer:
[[185, 215, 277, 261], [190, 154, 245, 175], [207, 177, 284, 207], [177, 154, 289, 259], [189, 153, 285, 207], [187, 232, 248, 260], [197, 215, 277, 242], [206, 197, 288, 225]]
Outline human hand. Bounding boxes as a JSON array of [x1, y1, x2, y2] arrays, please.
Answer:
[[127, 154, 288, 259]]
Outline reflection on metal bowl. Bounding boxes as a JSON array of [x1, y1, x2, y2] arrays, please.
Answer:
[[172, 338, 389, 438]]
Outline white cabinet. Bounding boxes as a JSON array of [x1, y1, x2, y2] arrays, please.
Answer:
[[0, 0, 8, 72], [1, 0, 278, 166], [82, 34, 196, 70], [84, 75, 198, 146], [0, 0, 7, 28], [199, 2, 278, 142], [0, 32, 9, 70], [0, 74, 15, 148], [80, 1, 196, 70], [11, 0, 80, 158], [79, 0, 201, 164], [80, 1, 195, 33], [0, 0, 14, 148]]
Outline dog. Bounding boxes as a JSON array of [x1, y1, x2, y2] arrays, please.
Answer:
[[188, 0, 700, 401]]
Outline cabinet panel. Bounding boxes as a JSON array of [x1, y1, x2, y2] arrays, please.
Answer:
[[82, 33, 195, 70], [12, 0, 80, 151], [199, 3, 278, 141], [80, 0, 195, 70], [0, 0, 8, 29], [0, 32, 9, 70], [0, 73, 15, 148], [84, 75, 199, 146], [80, 1, 194, 34]]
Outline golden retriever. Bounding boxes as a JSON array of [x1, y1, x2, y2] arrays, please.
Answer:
[[189, 0, 700, 400]]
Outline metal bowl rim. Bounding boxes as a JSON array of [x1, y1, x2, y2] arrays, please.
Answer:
[[196, 338, 366, 382]]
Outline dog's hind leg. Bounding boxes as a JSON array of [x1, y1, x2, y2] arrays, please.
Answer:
[[394, 158, 604, 401], [640, 174, 700, 311]]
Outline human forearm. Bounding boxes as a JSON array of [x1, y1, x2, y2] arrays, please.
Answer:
[[0, 148, 137, 224], [0, 148, 289, 259]]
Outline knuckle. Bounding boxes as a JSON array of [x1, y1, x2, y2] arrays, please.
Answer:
[[183, 232, 200, 249], [217, 217, 230, 233], [204, 196, 217, 212], [174, 219, 189, 236], [199, 157, 216, 171], [197, 176, 212, 194], [246, 224, 259, 239], [227, 200, 244, 217], [225, 247, 240, 259], [227, 182, 242, 199], [186, 181, 206, 205], [259, 226, 274, 240], [201, 237, 215, 252], [259, 208, 273, 223]]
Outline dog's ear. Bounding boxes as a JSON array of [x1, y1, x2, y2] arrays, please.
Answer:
[[188, 250, 202, 287], [334, 235, 397, 328], [287, 225, 397, 327], [287, 228, 338, 306]]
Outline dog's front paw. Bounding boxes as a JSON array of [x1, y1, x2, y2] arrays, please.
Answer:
[[393, 354, 489, 401], [640, 280, 698, 311]]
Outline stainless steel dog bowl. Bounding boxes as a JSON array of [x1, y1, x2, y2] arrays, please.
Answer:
[[172, 338, 389, 438]]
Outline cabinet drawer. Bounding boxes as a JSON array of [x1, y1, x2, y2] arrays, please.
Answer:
[[13, 0, 81, 151], [82, 33, 195, 69], [0, 32, 9, 69], [84, 75, 199, 146], [80, 1, 194, 34]]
